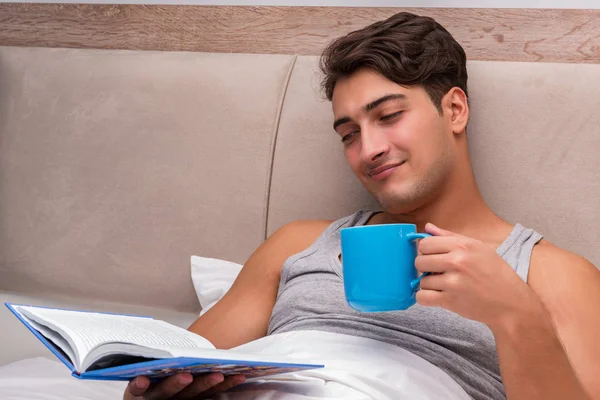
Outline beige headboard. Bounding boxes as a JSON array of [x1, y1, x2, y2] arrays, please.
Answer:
[[0, 6, 598, 313]]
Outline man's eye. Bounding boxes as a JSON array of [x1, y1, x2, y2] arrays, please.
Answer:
[[342, 131, 358, 143], [380, 111, 403, 121]]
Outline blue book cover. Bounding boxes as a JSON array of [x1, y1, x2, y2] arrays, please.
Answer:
[[5, 302, 323, 381]]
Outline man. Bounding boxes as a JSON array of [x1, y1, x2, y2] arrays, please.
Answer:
[[125, 12, 600, 400]]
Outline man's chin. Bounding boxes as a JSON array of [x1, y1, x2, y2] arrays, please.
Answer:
[[369, 188, 419, 214]]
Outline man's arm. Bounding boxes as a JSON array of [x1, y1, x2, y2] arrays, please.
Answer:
[[124, 220, 330, 399], [488, 293, 591, 400], [188, 219, 331, 349], [524, 243, 600, 399], [487, 242, 600, 400]]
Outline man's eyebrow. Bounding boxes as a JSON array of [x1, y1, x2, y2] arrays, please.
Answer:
[[333, 116, 352, 131], [364, 94, 406, 112], [333, 94, 406, 131]]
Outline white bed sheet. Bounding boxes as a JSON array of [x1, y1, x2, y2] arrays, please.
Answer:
[[0, 357, 127, 399], [0, 330, 469, 400]]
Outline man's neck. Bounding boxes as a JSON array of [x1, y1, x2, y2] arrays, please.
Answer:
[[372, 170, 513, 247]]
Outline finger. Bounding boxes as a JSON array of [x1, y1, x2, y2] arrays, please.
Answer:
[[418, 272, 447, 291], [199, 375, 246, 398], [415, 253, 449, 273], [175, 373, 224, 398], [418, 236, 463, 255], [416, 288, 446, 307], [125, 376, 151, 398], [143, 373, 193, 400], [425, 223, 463, 238]]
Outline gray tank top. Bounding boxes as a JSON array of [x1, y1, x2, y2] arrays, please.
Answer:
[[267, 210, 543, 400]]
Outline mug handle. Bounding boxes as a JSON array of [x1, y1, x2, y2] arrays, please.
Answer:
[[406, 232, 432, 291]]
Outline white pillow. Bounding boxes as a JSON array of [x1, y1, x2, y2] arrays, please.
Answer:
[[190, 256, 243, 316]]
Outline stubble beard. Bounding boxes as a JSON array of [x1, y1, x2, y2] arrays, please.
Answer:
[[370, 152, 454, 215]]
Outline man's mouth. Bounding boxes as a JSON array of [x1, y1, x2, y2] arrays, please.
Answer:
[[368, 161, 405, 181]]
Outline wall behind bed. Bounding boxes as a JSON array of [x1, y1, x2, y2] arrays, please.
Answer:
[[1, 5, 599, 63], [2, 0, 600, 7]]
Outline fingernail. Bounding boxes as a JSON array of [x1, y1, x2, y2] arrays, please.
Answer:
[[134, 379, 147, 390], [178, 374, 193, 385], [209, 375, 224, 385]]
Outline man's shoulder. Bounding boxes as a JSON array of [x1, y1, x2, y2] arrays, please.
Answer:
[[529, 239, 599, 300], [262, 219, 333, 256], [243, 219, 334, 280], [262, 210, 370, 264], [270, 219, 333, 246], [531, 240, 595, 273]]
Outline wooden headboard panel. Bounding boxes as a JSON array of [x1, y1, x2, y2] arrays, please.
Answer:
[[0, 4, 598, 63]]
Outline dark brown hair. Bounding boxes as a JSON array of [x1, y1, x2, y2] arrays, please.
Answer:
[[320, 12, 468, 111]]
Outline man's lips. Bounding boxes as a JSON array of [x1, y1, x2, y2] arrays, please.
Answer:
[[368, 161, 405, 181]]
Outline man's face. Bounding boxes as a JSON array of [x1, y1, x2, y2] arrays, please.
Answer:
[[331, 68, 457, 213]]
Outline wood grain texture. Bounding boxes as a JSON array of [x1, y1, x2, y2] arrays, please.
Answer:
[[0, 4, 599, 63]]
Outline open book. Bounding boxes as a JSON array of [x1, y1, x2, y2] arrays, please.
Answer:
[[5, 303, 323, 381]]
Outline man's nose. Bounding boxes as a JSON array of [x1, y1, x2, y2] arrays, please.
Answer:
[[360, 127, 390, 163]]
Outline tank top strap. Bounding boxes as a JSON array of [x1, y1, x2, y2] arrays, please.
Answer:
[[496, 223, 543, 282]]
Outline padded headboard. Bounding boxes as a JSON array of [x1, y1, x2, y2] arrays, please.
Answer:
[[0, 46, 598, 312]]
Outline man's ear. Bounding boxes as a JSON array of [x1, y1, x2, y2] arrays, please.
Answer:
[[442, 87, 469, 135]]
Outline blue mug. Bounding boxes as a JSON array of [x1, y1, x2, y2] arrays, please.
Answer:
[[341, 223, 430, 312]]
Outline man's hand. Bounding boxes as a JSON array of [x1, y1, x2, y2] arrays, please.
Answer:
[[415, 223, 545, 327], [123, 372, 246, 400]]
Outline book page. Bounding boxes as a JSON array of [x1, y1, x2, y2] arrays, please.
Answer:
[[17, 306, 214, 369], [17, 311, 78, 368]]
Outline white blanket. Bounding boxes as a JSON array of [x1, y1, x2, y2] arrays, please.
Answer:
[[0, 330, 469, 400]]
